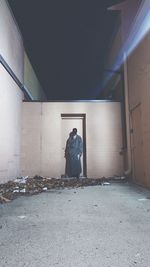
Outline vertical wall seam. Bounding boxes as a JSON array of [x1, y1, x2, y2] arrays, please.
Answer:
[[40, 103, 43, 176]]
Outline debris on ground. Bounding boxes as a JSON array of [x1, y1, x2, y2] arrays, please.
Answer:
[[138, 198, 147, 201], [102, 182, 110, 185], [0, 195, 11, 204], [0, 175, 127, 204], [17, 215, 26, 219]]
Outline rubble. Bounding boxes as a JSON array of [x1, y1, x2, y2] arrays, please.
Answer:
[[0, 195, 11, 204], [102, 182, 110, 185], [17, 215, 26, 219], [0, 175, 127, 204]]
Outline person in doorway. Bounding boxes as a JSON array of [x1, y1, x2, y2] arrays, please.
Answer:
[[65, 128, 83, 178]]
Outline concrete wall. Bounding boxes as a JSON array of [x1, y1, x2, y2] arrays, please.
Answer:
[[103, 0, 150, 188], [121, 0, 150, 187], [0, 0, 24, 182], [21, 102, 123, 178], [0, 0, 24, 81], [0, 0, 48, 183], [127, 31, 150, 187], [24, 52, 46, 100]]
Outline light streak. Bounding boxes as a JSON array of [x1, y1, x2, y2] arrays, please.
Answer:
[[100, 0, 150, 93]]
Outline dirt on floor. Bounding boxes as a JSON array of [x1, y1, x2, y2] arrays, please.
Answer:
[[0, 175, 127, 204]]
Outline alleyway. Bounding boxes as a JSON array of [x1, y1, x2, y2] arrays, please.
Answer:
[[0, 183, 150, 267]]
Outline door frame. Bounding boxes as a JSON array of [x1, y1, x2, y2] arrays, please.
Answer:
[[61, 113, 87, 177]]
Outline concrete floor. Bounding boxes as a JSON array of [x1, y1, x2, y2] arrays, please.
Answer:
[[0, 183, 150, 267]]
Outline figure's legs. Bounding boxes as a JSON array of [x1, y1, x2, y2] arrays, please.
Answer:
[[70, 157, 81, 178], [65, 156, 71, 177]]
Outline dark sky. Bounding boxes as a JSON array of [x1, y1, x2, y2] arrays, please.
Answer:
[[8, 0, 123, 100]]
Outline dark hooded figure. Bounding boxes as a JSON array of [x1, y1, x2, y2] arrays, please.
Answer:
[[65, 128, 83, 178]]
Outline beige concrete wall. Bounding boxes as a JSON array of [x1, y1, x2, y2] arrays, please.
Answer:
[[0, 0, 24, 183], [21, 102, 123, 178], [103, 0, 150, 187], [24, 52, 46, 100], [127, 31, 150, 187]]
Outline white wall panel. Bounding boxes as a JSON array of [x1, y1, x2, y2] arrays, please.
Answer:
[[0, 0, 24, 82], [0, 66, 23, 182], [0, 0, 24, 183]]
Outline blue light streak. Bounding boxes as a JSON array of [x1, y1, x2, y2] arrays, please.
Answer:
[[100, 0, 150, 93]]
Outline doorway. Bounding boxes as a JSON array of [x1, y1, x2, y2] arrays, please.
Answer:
[[61, 114, 86, 177]]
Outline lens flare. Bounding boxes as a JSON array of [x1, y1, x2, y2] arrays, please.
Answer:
[[101, 0, 150, 93]]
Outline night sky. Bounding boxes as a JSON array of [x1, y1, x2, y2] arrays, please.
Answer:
[[8, 0, 124, 100]]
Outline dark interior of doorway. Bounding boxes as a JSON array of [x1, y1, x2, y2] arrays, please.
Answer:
[[61, 113, 87, 177]]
